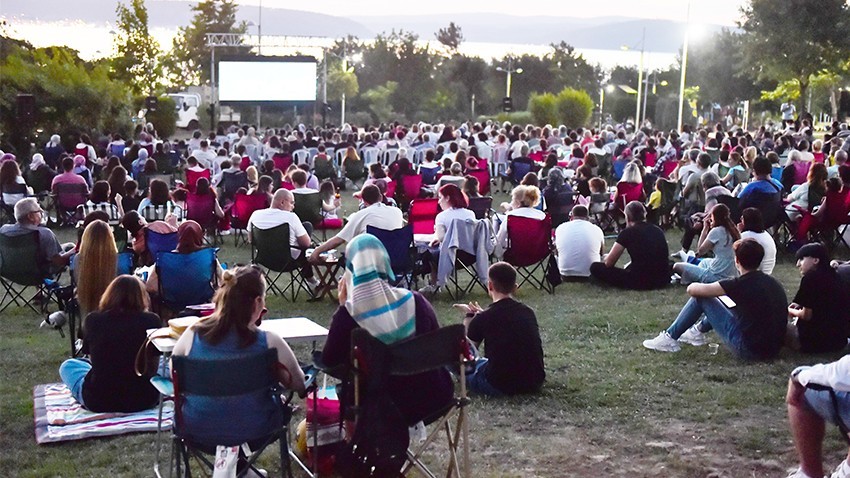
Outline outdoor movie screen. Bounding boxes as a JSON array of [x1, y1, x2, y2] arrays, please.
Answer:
[[217, 58, 317, 102]]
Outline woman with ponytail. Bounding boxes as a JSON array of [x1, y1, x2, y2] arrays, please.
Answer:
[[172, 265, 305, 445]]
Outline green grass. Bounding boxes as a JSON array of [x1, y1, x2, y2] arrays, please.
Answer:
[[1, 192, 849, 477]]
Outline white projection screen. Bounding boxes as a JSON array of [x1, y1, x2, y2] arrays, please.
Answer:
[[217, 60, 317, 102]]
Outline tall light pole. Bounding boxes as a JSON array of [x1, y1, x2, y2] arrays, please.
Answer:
[[621, 28, 645, 128], [642, 72, 669, 125], [677, 1, 691, 132], [496, 57, 523, 99], [257, 0, 262, 55]]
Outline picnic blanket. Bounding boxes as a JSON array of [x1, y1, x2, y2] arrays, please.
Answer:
[[33, 383, 172, 444]]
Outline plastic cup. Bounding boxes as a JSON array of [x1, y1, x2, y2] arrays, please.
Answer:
[[708, 343, 719, 355]]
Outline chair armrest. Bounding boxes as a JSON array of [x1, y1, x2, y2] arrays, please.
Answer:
[[150, 375, 174, 397]]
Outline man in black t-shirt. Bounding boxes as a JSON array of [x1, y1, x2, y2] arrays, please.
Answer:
[[643, 239, 787, 360], [455, 262, 545, 396], [787, 243, 850, 354], [590, 201, 670, 290]]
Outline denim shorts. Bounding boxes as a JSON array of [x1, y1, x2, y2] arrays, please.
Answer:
[[803, 387, 850, 427]]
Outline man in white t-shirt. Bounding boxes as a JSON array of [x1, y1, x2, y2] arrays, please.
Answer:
[[554, 205, 605, 280], [738, 207, 776, 275], [248, 188, 319, 290], [191, 140, 217, 171], [308, 185, 404, 263]]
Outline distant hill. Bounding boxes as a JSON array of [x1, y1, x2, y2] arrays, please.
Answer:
[[0, 2, 727, 52], [353, 14, 729, 53], [0, 0, 374, 37]]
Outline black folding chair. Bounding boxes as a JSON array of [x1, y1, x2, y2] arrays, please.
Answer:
[[0, 231, 53, 314], [251, 223, 311, 301]]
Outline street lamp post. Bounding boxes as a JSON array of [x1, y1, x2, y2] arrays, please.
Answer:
[[496, 57, 523, 100], [641, 72, 669, 126], [621, 28, 646, 128], [677, 1, 691, 132]]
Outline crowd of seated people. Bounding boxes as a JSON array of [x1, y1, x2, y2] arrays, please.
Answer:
[[3, 117, 850, 478]]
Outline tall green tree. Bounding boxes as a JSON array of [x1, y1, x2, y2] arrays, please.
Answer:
[[164, 0, 248, 88], [112, 0, 163, 95], [740, 0, 850, 112], [436, 22, 464, 52]]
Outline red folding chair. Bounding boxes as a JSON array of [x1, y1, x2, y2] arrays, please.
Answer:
[[615, 182, 645, 212], [467, 169, 491, 195], [503, 215, 554, 293], [186, 192, 220, 244], [385, 180, 397, 201], [272, 153, 293, 173], [230, 192, 269, 247], [185, 169, 210, 194], [398, 174, 424, 209], [409, 198, 439, 234]]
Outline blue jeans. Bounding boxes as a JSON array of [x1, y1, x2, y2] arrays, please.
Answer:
[[665, 297, 754, 359], [466, 359, 503, 397], [59, 358, 91, 406]]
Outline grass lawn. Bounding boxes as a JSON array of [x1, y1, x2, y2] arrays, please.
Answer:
[[1, 190, 849, 477]]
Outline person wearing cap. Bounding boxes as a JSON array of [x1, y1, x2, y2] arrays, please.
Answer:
[[786, 243, 850, 354], [642, 238, 787, 359], [0, 197, 74, 274]]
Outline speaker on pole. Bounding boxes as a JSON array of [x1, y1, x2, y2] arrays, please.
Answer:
[[145, 95, 158, 112]]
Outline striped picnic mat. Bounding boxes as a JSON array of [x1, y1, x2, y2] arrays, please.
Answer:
[[33, 383, 172, 444]]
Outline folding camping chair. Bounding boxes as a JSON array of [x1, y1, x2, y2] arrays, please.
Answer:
[[0, 231, 53, 314], [409, 198, 440, 235], [398, 175, 424, 211], [293, 192, 324, 242], [467, 196, 493, 220], [349, 325, 472, 478], [438, 219, 494, 299], [186, 192, 222, 245], [153, 349, 305, 478], [251, 223, 311, 301], [144, 229, 178, 266], [156, 248, 219, 313], [185, 169, 210, 194], [467, 169, 491, 196], [51, 183, 88, 227], [504, 215, 554, 293], [367, 224, 417, 289], [230, 192, 268, 247]]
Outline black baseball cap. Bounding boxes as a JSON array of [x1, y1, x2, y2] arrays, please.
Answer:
[[795, 243, 829, 263]]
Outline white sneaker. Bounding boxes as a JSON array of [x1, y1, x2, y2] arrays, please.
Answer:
[[642, 331, 681, 352], [219, 229, 232, 236], [306, 277, 320, 289], [678, 325, 707, 346], [785, 467, 819, 478], [671, 249, 686, 259], [418, 284, 440, 295], [831, 459, 850, 478]]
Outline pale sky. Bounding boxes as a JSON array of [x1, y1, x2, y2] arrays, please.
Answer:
[[231, 0, 749, 26]]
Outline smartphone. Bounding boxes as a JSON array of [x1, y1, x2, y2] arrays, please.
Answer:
[[718, 295, 736, 308]]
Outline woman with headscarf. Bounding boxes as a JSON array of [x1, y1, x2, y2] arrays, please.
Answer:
[[144, 220, 224, 296], [43, 134, 65, 169], [542, 167, 573, 216], [26, 153, 56, 195], [321, 234, 453, 427]]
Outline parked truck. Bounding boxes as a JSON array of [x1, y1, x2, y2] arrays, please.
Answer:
[[167, 86, 240, 130]]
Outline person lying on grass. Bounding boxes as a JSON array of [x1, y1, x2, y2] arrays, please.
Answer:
[[642, 238, 787, 360], [454, 262, 545, 396]]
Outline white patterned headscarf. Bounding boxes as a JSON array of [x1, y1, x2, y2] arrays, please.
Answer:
[[342, 234, 415, 344]]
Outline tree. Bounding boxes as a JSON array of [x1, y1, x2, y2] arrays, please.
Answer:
[[361, 81, 398, 123], [740, 0, 850, 112], [556, 88, 593, 128], [528, 93, 558, 126], [164, 0, 248, 88], [436, 22, 464, 52], [112, 0, 163, 95], [0, 45, 132, 141]]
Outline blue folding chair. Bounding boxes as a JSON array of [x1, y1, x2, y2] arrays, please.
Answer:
[[366, 225, 417, 289], [156, 248, 218, 312], [117, 252, 134, 276], [145, 229, 178, 265]]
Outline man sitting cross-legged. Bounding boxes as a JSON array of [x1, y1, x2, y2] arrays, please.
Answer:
[[642, 238, 787, 360]]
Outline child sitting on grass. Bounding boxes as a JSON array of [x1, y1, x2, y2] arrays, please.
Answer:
[[454, 262, 545, 396]]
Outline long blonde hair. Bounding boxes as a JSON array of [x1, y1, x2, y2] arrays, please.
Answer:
[[77, 220, 118, 314]]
